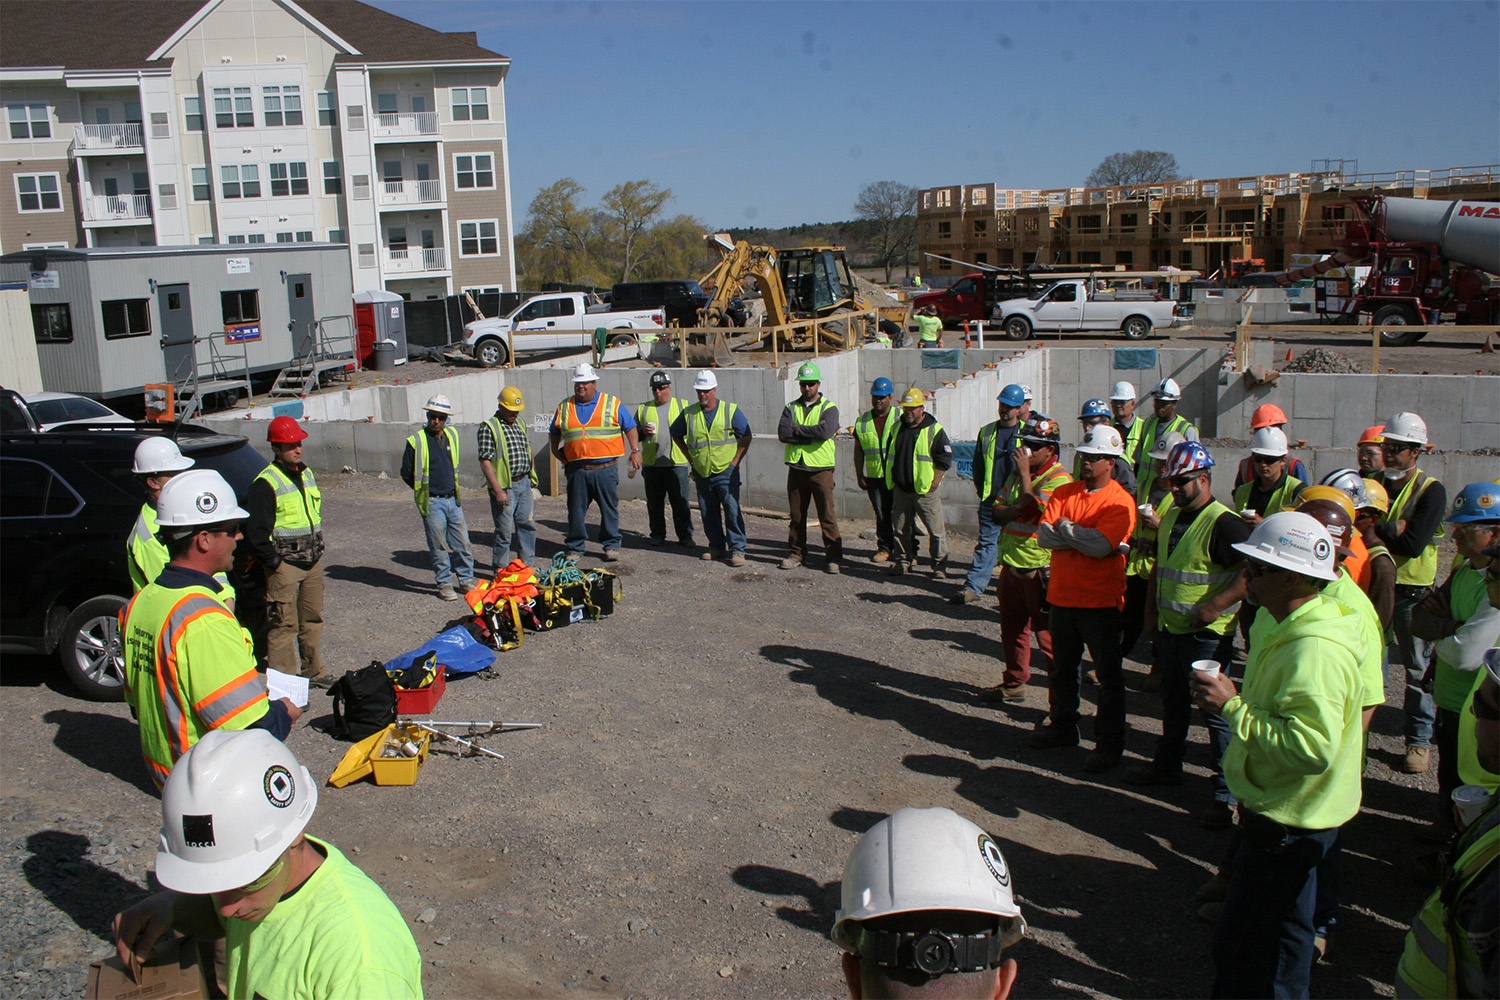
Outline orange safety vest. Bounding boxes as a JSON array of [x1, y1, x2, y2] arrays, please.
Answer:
[[556, 392, 627, 463]]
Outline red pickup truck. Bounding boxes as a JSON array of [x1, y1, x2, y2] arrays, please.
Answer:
[[911, 272, 1044, 328]]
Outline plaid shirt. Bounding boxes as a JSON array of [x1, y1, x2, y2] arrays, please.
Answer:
[[478, 414, 532, 479]]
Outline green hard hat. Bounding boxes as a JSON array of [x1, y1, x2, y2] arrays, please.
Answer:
[[797, 361, 822, 382]]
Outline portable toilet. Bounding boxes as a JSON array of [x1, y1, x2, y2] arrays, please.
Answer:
[[353, 290, 408, 368]]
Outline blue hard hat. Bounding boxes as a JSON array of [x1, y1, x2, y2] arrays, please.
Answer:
[[1446, 482, 1500, 523], [871, 377, 894, 398], [1079, 398, 1111, 420], [997, 383, 1025, 406]]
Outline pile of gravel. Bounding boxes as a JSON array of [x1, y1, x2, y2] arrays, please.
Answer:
[[1283, 347, 1363, 374]]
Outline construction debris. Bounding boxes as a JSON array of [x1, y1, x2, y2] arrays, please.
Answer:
[[1283, 347, 1363, 374]]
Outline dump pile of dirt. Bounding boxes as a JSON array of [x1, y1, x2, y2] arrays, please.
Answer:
[[1283, 347, 1363, 373]]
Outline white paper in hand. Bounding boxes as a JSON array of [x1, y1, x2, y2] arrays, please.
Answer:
[[266, 668, 310, 708]]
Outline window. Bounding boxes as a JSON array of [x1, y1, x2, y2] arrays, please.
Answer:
[[1079, 214, 1102, 234], [450, 86, 488, 121], [157, 183, 177, 210], [969, 188, 988, 206], [269, 162, 308, 196], [263, 85, 302, 126], [1078, 251, 1101, 264], [459, 220, 498, 256], [183, 95, 204, 131], [1120, 212, 1138, 229], [190, 166, 210, 201], [974, 252, 988, 264], [133, 172, 150, 197], [227, 234, 247, 244], [352, 174, 370, 200], [124, 101, 141, 124], [197, 235, 215, 245], [972, 219, 988, 235], [295, 231, 313, 242], [316, 92, 337, 126], [0, 459, 84, 518], [101, 298, 151, 339], [327, 228, 346, 243], [376, 93, 398, 115], [221, 165, 260, 199], [213, 86, 253, 127], [150, 111, 170, 139], [8, 103, 50, 139], [514, 297, 575, 322], [247, 234, 265, 244], [276, 232, 291, 243], [381, 160, 402, 184], [357, 242, 375, 267], [221, 290, 259, 324], [454, 153, 494, 189], [346, 105, 365, 130], [321, 160, 341, 195], [937, 221, 951, 237], [15, 173, 62, 212], [1115, 250, 1133, 266], [388, 226, 408, 251], [1179, 250, 1194, 266], [31, 303, 72, 343], [935, 190, 951, 207]]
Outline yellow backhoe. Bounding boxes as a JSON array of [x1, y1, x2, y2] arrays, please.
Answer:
[[697, 233, 873, 350]]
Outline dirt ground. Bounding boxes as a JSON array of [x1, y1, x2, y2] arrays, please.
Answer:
[[2, 472, 1453, 999]]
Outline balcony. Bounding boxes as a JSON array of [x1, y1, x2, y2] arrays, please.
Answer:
[[73, 123, 143, 153], [372, 112, 440, 140], [384, 246, 448, 274], [81, 194, 152, 225], [377, 178, 444, 208]]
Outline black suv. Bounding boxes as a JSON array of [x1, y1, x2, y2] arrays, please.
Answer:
[[0, 388, 268, 700], [609, 280, 709, 328]]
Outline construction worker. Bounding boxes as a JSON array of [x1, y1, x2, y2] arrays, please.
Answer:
[[1029, 425, 1136, 771], [550, 363, 641, 564], [885, 388, 953, 578], [1355, 425, 1386, 478], [853, 378, 899, 563], [633, 372, 694, 549], [671, 370, 751, 566], [122, 470, 299, 789], [1109, 380, 1146, 464], [1374, 411, 1448, 775], [113, 731, 422, 999], [1410, 482, 1500, 833], [950, 383, 1026, 605], [1232, 404, 1309, 488], [243, 416, 327, 685], [479, 386, 537, 568], [778, 361, 842, 573], [129, 438, 239, 612], [1190, 512, 1365, 999], [831, 807, 1024, 1000], [981, 415, 1071, 703], [1355, 478, 1397, 637], [1073, 398, 1137, 495], [1316, 471, 1376, 584], [1123, 431, 1185, 693], [1127, 441, 1250, 833], [401, 393, 477, 601], [1131, 377, 1199, 487], [915, 305, 943, 349], [1233, 427, 1304, 529]]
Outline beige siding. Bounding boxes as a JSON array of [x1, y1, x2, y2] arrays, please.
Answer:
[[446, 138, 512, 290], [0, 158, 83, 252]]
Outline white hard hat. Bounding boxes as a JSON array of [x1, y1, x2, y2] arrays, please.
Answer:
[[1076, 425, 1125, 458], [156, 730, 317, 895], [692, 370, 718, 391], [1019, 384, 1034, 402], [154, 469, 249, 528], [572, 363, 600, 383], [1148, 430, 1186, 462], [1152, 377, 1182, 400], [832, 807, 1025, 954], [1109, 380, 1136, 402], [1249, 426, 1289, 457], [424, 393, 453, 415], [1232, 510, 1339, 581], [132, 437, 195, 475], [1381, 411, 1428, 446]]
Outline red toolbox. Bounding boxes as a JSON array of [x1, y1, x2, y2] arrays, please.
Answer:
[[394, 669, 445, 715]]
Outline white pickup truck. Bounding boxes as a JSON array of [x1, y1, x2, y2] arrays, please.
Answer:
[[992, 279, 1183, 341], [462, 291, 666, 367]]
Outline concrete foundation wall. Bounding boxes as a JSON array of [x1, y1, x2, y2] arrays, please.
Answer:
[[1190, 286, 1318, 326]]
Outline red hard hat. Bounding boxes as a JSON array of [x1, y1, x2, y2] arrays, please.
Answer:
[[1358, 424, 1385, 445], [268, 415, 308, 444], [1250, 404, 1288, 430]]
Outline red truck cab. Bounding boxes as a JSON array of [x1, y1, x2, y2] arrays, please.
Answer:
[[912, 273, 986, 328]]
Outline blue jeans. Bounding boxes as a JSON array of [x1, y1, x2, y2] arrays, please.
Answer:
[[643, 465, 694, 544], [489, 473, 537, 566], [962, 502, 1001, 596], [1155, 628, 1237, 800], [421, 495, 475, 587], [1393, 587, 1435, 747], [565, 462, 621, 554], [694, 467, 746, 554], [864, 482, 894, 555]]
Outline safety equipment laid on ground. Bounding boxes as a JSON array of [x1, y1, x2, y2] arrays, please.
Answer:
[[871, 377, 894, 397], [424, 393, 453, 415], [1164, 440, 1214, 477], [387, 627, 497, 677], [998, 383, 1026, 407], [1381, 411, 1428, 445], [534, 554, 621, 627], [692, 370, 717, 390], [1078, 398, 1111, 420], [328, 664, 398, 741], [1319, 468, 1373, 508], [1249, 427, 1289, 457], [797, 361, 822, 381], [1109, 380, 1136, 401], [154, 469, 250, 528], [498, 386, 524, 411], [1448, 482, 1500, 522], [157, 730, 317, 893], [1148, 431, 1187, 462], [267, 415, 309, 443], [1152, 377, 1182, 400], [1076, 425, 1125, 458], [1250, 404, 1288, 429], [1232, 510, 1339, 580], [384, 650, 446, 714], [132, 437, 195, 475], [328, 722, 432, 787]]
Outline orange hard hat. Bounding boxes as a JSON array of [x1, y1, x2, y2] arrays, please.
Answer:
[[1250, 404, 1288, 430], [268, 415, 308, 444], [1358, 424, 1385, 445]]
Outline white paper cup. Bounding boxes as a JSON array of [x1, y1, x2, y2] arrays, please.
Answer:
[[1241, 508, 1257, 519], [1138, 503, 1154, 517], [645, 422, 657, 435], [1191, 659, 1221, 679], [1453, 784, 1491, 829]]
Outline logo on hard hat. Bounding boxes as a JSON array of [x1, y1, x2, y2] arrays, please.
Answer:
[[1479, 494, 1495, 509], [977, 833, 1011, 887], [264, 765, 295, 808], [196, 492, 218, 515], [1312, 538, 1331, 561], [181, 814, 216, 848]]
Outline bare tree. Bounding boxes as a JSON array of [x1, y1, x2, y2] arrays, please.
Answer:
[[853, 180, 918, 282], [1085, 151, 1182, 188]]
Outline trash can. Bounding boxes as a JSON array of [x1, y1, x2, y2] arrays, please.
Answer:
[[372, 339, 397, 371]]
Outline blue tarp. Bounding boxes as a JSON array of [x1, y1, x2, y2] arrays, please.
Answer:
[[920, 349, 961, 370], [1113, 348, 1157, 370], [951, 442, 975, 480], [385, 626, 495, 677]]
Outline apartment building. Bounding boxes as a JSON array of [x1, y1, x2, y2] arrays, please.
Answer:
[[0, 0, 517, 300], [917, 166, 1500, 284]]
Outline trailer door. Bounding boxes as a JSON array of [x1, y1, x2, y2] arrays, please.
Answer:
[[156, 283, 196, 382], [286, 272, 315, 356]]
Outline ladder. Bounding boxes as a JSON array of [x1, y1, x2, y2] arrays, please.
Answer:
[[170, 334, 253, 420], [268, 315, 357, 399]]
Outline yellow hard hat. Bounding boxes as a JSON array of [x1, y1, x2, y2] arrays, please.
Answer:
[[1290, 485, 1355, 520], [1360, 478, 1390, 514], [900, 387, 926, 408], [498, 386, 524, 411]]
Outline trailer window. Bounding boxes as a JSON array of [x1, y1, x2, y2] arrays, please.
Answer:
[[31, 303, 72, 343], [101, 298, 151, 339], [222, 290, 259, 325]]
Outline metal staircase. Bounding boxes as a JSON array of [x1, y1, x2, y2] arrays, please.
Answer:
[[169, 333, 253, 421], [268, 315, 358, 399]]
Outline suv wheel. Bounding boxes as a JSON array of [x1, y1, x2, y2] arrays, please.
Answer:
[[60, 595, 128, 701]]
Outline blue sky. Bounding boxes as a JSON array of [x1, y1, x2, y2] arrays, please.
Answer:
[[371, 0, 1500, 230]]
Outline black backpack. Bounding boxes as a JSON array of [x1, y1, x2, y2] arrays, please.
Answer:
[[328, 662, 397, 741]]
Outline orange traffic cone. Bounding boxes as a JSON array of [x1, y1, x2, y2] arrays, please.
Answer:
[[1284, 347, 1294, 363]]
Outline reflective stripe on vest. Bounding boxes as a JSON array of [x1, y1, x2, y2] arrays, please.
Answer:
[[998, 461, 1071, 570], [1126, 489, 1175, 580], [1395, 807, 1498, 999], [685, 402, 740, 478], [557, 392, 626, 463], [255, 463, 322, 545], [1382, 470, 1442, 587], [854, 409, 898, 479], [1233, 474, 1304, 518], [408, 426, 462, 516], [1133, 412, 1195, 485], [634, 397, 686, 466], [128, 505, 165, 592], [885, 421, 944, 495], [783, 397, 835, 468], [1157, 499, 1241, 634]]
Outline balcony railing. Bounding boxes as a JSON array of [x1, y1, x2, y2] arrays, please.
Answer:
[[373, 112, 439, 138], [73, 123, 143, 151], [82, 193, 152, 223], [377, 178, 443, 207], [384, 246, 448, 273]]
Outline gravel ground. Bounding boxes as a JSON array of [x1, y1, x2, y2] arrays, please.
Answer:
[[2, 474, 1453, 999]]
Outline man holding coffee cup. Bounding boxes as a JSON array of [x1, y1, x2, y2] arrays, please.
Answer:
[[634, 372, 695, 548]]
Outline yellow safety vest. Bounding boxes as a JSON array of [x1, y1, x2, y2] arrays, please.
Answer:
[[1156, 499, 1242, 635], [1382, 469, 1442, 587], [885, 420, 945, 495], [854, 409, 899, 479], [1125, 485, 1175, 580], [1232, 474, 1304, 517], [783, 397, 836, 469], [683, 401, 741, 478], [1395, 802, 1497, 999], [1133, 412, 1197, 485], [254, 462, 323, 563], [997, 461, 1072, 570], [633, 397, 687, 466], [974, 420, 1018, 501], [128, 503, 236, 601], [407, 426, 461, 516]]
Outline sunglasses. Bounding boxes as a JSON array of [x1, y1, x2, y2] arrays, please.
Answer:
[[1167, 474, 1200, 489], [1251, 453, 1284, 464], [1245, 561, 1285, 578], [1379, 441, 1415, 453], [202, 523, 241, 537], [428, 413, 449, 421]]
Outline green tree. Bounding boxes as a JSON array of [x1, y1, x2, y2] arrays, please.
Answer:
[[600, 180, 672, 282], [1085, 150, 1181, 187], [852, 181, 918, 282], [517, 177, 707, 286], [518, 178, 605, 286]]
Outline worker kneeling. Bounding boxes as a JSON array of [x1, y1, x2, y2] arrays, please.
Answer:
[[113, 730, 423, 1000]]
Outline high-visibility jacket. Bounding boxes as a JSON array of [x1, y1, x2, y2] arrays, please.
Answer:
[[555, 392, 626, 463], [1157, 499, 1242, 635], [406, 426, 462, 516], [122, 581, 266, 787], [1232, 473, 1304, 518], [128, 503, 236, 601], [1358, 541, 1391, 592], [1458, 682, 1500, 792], [481, 415, 523, 489], [997, 461, 1071, 570], [1116, 417, 1147, 471], [1125, 487, 1175, 580], [633, 397, 687, 466], [1431, 561, 1498, 713], [683, 402, 742, 478], [783, 397, 836, 468], [916, 314, 942, 343], [1383, 469, 1443, 587], [854, 409, 898, 480], [254, 462, 323, 564], [885, 420, 946, 495], [1132, 412, 1198, 481], [1395, 801, 1498, 999], [974, 420, 1018, 502]]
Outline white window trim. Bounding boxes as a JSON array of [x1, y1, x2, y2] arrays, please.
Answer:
[[457, 218, 500, 258], [15, 172, 63, 213], [452, 151, 496, 191], [449, 87, 489, 122], [320, 159, 342, 196], [22, 241, 69, 250], [183, 95, 204, 131], [7, 102, 51, 139], [190, 165, 211, 202]]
